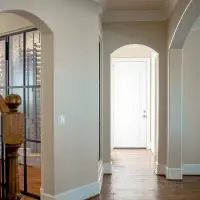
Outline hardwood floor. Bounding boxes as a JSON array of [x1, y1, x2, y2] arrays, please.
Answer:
[[23, 149, 200, 199], [92, 149, 200, 200], [19, 163, 41, 196], [18, 162, 41, 200]]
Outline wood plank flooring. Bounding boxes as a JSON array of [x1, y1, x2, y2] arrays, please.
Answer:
[[23, 149, 200, 200], [19, 163, 41, 196], [91, 149, 200, 200]]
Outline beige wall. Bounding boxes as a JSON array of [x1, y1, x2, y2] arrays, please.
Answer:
[[167, 0, 200, 178], [0, 13, 33, 34], [0, 0, 101, 199], [182, 27, 200, 164], [102, 21, 167, 168], [167, 0, 191, 48]]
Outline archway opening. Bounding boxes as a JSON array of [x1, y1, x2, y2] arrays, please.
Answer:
[[0, 11, 53, 199], [181, 15, 200, 175], [110, 44, 159, 175], [167, 0, 200, 179]]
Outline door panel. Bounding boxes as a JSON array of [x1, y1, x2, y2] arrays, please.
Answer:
[[0, 30, 41, 198], [113, 60, 147, 148]]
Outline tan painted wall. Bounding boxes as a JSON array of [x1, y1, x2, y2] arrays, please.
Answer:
[[168, 0, 191, 48], [167, 0, 200, 175], [0, 13, 34, 34], [0, 0, 101, 198], [102, 21, 167, 167], [182, 27, 200, 164]]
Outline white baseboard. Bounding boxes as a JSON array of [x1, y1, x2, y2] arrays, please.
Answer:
[[40, 164, 103, 200], [154, 164, 200, 177], [183, 164, 200, 175], [40, 188, 55, 200], [41, 181, 101, 200], [41, 162, 103, 200], [155, 162, 166, 175], [103, 162, 112, 174], [166, 167, 183, 180]]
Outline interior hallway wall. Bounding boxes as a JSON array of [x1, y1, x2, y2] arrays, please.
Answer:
[[0, 1, 102, 199], [102, 21, 167, 173], [167, 0, 200, 177], [182, 22, 200, 166]]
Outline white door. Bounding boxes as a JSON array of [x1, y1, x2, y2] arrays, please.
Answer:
[[112, 60, 147, 148]]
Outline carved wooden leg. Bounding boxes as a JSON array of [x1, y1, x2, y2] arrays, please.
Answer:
[[6, 144, 22, 200]]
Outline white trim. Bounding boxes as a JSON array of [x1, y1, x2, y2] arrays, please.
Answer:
[[40, 163, 103, 200], [183, 164, 200, 175], [155, 162, 166, 175], [40, 188, 55, 200], [180, 50, 184, 174], [166, 167, 183, 180], [103, 162, 112, 174], [154, 164, 200, 176], [41, 181, 101, 200]]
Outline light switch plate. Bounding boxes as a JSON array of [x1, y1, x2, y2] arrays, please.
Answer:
[[58, 115, 66, 125]]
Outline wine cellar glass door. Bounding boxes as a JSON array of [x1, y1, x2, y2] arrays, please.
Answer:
[[0, 29, 41, 199]]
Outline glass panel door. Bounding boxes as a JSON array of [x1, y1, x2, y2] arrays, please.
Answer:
[[25, 30, 41, 198], [0, 29, 41, 199], [0, 38, 6, 199]]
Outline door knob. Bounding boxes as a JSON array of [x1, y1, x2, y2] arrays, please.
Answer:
[[142, 114, 147, 118]]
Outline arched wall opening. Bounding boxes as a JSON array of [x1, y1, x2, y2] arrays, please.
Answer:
[[182, 16, 200, 174], [102, 21, 167, 175], [110, 44, 159, 172], [167, 0, 200, 179], [0, 9, 54, 198]]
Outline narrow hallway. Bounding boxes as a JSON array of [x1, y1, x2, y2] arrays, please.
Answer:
[[92, 150, 200, 200]]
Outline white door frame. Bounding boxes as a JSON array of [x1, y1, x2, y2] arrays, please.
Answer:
[[111, 57, 151, 149]]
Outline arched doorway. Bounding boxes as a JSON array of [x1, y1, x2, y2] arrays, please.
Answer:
[[110, 44, 159, 173], [102, 24, 167, 175], [0, 10, 53, 199], [167, 0, 200, 179]]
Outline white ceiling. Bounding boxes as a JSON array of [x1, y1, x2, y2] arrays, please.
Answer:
[[100, 0, 179, 22]]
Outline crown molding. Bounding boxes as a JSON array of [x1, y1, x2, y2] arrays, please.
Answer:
[[102, 10, 167, 22], [97, 0, 179, 22]]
